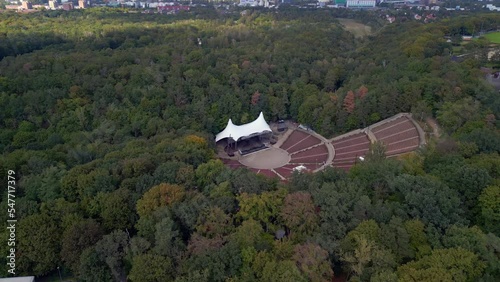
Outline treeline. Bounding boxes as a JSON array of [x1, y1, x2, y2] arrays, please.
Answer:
[[0, 7, 499, 281]]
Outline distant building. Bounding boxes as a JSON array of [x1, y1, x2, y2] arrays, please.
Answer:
[[486, 4, 500, 11], [4, 4, 20, 9], [346, 0, 376, 8], [157, 5, 189, 13], [62, 2, 74, 10], [239, 0, 259, 6], [79, 0, 90, 8], [335, 0, 347, 6], [49, 0, 58, 9], [21, 1, 33, 9]]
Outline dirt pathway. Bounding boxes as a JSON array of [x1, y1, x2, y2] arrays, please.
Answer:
[[425, 118, 441, 138]]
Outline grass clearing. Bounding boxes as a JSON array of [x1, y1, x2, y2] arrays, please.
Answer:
[[484, 32, 500, 43], [337, 18, 372, 38]]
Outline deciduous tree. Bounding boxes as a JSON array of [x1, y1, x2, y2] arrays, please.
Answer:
[[128, 254, 174, 282], [136, 183, 185, 217], [280, 192, 318, 240], [61, 219, 104, 275], [397, 248, 486, 282]]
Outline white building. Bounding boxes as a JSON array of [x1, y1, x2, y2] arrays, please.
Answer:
[[239, 0, 268, 6], [486, 4, 500, 11], [239, 0, 258, 6], [346, 0, 376, 8]]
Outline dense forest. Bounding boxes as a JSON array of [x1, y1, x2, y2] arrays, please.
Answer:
[[0, 6, 499, 281]]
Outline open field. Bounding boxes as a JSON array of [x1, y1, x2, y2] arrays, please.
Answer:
[[337, 18, 372, 38], [484, 32, 500, 43]]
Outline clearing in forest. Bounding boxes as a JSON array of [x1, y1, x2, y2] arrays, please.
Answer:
[[337, 18, 372, 38], [484, 31, 500, 43]]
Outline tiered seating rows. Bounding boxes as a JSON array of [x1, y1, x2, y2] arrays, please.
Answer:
[[331, 132, 371, 171], [371, 117, 412, 135], [386, 137, 419, 156], [274, 167, 293, 178], [333, 148, 370, 161], [287, 136, 321, 154], [371, 116, 420, 156], [373, 119, 415, 139], [334, 143, 371, 155], [378, 128, 418, 145], [280, 130, 310, 150], [331, 133, 369, 147], [291, 145, 328, 158], [332, 133, 370, 156], [291, 154, 328, 163]]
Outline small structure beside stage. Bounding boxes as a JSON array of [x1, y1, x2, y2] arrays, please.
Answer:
[[215, 112, 273, 156]]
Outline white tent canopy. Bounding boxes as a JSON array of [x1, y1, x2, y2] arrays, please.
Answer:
[[215, 112, 272, 142]]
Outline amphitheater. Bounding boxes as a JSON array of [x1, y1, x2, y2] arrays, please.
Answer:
[[219, 113, 426, 181]]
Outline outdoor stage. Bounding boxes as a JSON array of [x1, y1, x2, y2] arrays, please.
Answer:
[[238, 147, 290, 169]]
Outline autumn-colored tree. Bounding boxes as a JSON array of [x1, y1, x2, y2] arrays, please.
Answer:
[[184, 135, 208, 146], [251, 91, 261, 106], [357, 85, 368, 99], [195, 207, 234, 239], [136, 183, 185, 217], [293, 243, 334, 282], [280, 192, 319, 239], [343, 90, 356, 113], [236, 188, 287, 232], [242, 60, 251, 68], [187, 232, 226, 256]]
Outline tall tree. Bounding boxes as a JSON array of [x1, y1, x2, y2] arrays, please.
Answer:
[[293, 243, 334, 282], [280, 192, 319, 240], [78, 247, 113, 282], [397, 248, 486, 282], [343, 90, 356, 114], [136, 183, 185, 217], [17, 213, 61, 276], [94, 230, 129, 282], [61, 219, 104, 275], [236, 188, 287, 232], [478, 185, 500, 236], [389, 175, 466, 230], [128, 254, 174, 282]]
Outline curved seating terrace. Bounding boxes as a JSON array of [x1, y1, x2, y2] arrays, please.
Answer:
[[220, 113, 425, 180]]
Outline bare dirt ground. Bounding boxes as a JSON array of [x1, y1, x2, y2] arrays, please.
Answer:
[[239, 147, 291, 169], [425, 118, 441, 138], [337, 18, 372, 38]]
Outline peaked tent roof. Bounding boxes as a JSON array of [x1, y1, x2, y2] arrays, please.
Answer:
[[215, 112, 272, 142]]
